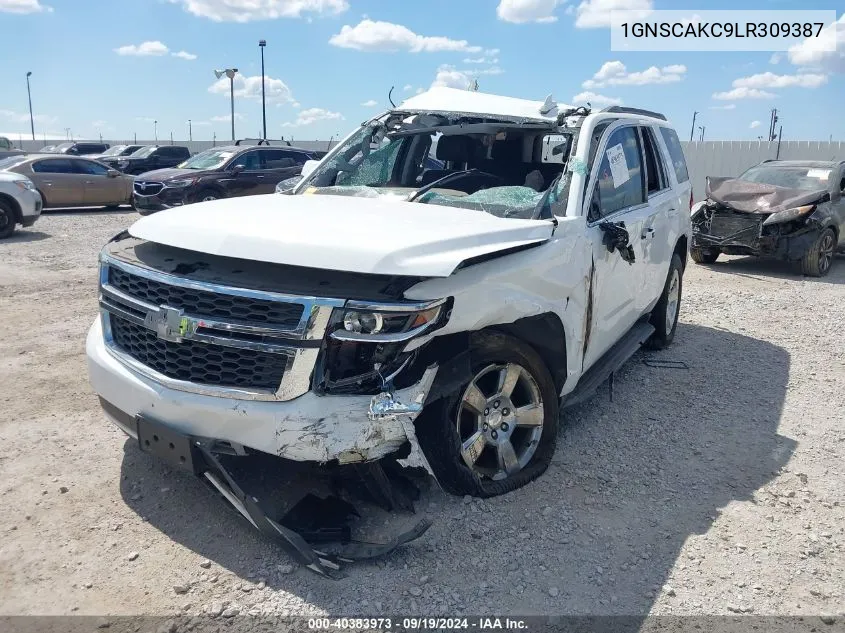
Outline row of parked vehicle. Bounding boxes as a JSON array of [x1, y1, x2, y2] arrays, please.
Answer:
[[0, 139, 329, 238]]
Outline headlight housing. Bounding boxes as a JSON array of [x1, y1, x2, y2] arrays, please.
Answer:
[[13, 178, 36, 191], [165, 178, 197, 188], [762, 204, 815, 226], [330, 299, 448, 343]]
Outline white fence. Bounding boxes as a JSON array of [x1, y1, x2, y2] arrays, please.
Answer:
[[681, 141, 845, 202], [11, 139, 338, 154]]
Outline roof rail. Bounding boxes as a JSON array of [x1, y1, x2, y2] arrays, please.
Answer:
[[234, 138, 271, 146], [601, 106, 667, 121]]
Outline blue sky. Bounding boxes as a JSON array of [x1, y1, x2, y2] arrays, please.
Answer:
[[0, 0, 842, 143]]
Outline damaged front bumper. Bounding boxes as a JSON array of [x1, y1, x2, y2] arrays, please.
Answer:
[[86, 318, 438, 466]]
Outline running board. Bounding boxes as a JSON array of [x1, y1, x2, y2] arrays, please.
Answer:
[[563, 321, 654, 409]]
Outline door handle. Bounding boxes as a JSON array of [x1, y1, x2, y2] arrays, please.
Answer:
[[255, 175, 265, 179], [641, 227, 655, 239], [85, 180, 94, 184]]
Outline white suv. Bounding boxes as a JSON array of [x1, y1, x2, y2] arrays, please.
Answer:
[[0, 170, 42, 239], [87, 88, 691, 502]]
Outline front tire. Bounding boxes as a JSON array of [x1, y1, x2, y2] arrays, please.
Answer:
[[800, 228, 836, 277], [646, 253, 683, 350], [0, 200, 16, 239], [690, 246, 719, 264], [415, 331, 559, 498], [195, 189, 222, 203]]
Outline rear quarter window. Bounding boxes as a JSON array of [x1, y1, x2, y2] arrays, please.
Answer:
[[659, 127, 689, 184]]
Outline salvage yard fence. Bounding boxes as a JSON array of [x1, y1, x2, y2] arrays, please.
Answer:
[[681, 141, 845, 202]]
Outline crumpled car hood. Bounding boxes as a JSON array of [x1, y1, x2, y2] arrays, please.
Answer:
[[706, 176, 828, 215], [128, 193, 554, 277]]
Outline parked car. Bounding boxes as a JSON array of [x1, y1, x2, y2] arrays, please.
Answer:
[[39, 145, 56, 153], [1, 154, 133, 209], [113, 145, 191, 175], [691, 160, 845, 276], [0, 169, 42, 238], [0, 136, 26, 160], [51, 142, 111, 156], [132, 143, 315, 214], [90, 145, 145, 161], [87, 88, 691, 569]]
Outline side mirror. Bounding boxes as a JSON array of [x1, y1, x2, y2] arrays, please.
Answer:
[[300, 159, 319, 180], [231, 164, 245, 174], [106, 169, 120, 178]]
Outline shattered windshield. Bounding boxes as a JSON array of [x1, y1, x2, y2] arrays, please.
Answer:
[[740, 166, 833, 191], [302, 113, 571, 219]]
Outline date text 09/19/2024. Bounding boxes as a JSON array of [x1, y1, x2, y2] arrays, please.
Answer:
[[307, 617, 529, 630]]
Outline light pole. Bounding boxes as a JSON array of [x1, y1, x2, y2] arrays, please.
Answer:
[[154, 120, 158, 141], [214, 68, 239, 141], [188, 119, 192, 141], [26, 72, 35, 141], [259, 40, 267, 140], [689, 111, 698, 142], [698, 125, 705, 142]]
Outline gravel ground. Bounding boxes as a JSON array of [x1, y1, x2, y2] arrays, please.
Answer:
[[0, 210, 843, 620]]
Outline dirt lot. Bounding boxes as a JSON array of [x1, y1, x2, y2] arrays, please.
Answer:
[[0, 209, 843, 619]]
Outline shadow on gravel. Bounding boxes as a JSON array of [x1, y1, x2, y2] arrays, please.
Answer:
[[696, 253, 845, 285], [44, 206, 135, 216], [5, 230, 50, 243], [118, 322, 794, 617]]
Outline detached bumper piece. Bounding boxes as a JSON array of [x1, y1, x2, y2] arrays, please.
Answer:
[[135, 415, 431, 579]]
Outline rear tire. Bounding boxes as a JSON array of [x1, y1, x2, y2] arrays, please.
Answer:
[[646, 253, 683, 350], [690, 246, 719, 264], [415, 331, 559, 498], [800, 228, 836, 277], [0, 200, 16, 239]]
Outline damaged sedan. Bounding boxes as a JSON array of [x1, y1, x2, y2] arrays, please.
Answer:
[[691, 160, 845, 276], [87, 87, 691, 574]]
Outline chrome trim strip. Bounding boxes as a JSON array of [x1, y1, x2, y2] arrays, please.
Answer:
[[344, 298, 447, 313], [330, 318, 439, 343]]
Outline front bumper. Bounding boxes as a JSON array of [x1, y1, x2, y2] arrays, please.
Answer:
[[693, 227, 821, 260], [18, 189, 42, 225], [132, 188, 187, 214], [86, 318, 436, 465]]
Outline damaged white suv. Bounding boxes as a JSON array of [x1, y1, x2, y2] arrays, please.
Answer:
[[87, 88, 691, 501]]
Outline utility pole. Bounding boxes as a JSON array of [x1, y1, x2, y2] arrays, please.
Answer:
[[768, 108, 778, 141], [134, 132, 137, 144], [188, 119, 192, 141], [690, 111, 698, 142], [214, 68, 239, 141], [26, 72, 35, 140], [154, 120, 158, 141], [698, 126, 705, 142], [259, 40, 267, 140], [170, 131, 173, 145], [64, 127, 70, 140], [775, 125, 783, 159]]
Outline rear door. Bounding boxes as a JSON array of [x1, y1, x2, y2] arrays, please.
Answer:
[[73, 159, 124, 205], [30, 158, 85, 206], [261, 149, 305, 193], [581, 123, 650, 371]]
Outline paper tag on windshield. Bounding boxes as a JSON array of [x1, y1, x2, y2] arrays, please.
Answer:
[[606, 144, 630, 188], [807, 169, 831, 180]]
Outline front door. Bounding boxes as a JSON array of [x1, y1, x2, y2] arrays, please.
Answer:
[[581, 123, 650, 371], [223, 150, 266, 197], [74, 159, 122, 205], [29, 158, 85, 207]]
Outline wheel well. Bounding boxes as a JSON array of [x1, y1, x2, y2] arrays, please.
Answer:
[[674, 235, 688, 269], [0, 193, 22, 224], [489, 313, 568, 394]]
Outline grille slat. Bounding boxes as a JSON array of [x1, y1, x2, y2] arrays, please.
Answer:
[[108, 266, 304, 328], [134, 182, 164, 196], [110, 315, 288, 390]]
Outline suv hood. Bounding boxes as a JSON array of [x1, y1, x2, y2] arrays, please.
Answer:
[[136, 168, 198, 181], [129, 193, 554, 277]]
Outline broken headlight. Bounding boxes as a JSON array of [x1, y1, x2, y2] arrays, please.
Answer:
[[331, 299, 448, 342], [762, 205, 815, 226]]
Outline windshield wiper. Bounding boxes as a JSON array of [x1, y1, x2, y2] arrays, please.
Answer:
[[408, 169, 479, 203]]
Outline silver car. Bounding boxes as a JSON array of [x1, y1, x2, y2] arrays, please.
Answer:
[[0, 170, 42, 238]]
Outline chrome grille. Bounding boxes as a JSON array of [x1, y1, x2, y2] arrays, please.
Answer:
[[108, 266, 303, 328], [98, 256, 343, 401], [134, 181, 163, 196]]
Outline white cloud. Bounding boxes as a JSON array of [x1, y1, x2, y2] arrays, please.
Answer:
[[708, 103, 736, 110], [788, 14, 844, 74], [172, 0, 348, 22], [172, 50, 197, 60], [575, 0, 652, 28], [282, 107, 344, 127], [114, 41, 169, 56], [360, 99, 378, 107], [0, 0, 52, 13], [712, 87, 775, 100], [463, 55, 499, 64], [749, 120, 761, 129], [403, 84, 413, 91], [582, 61, 686, 88], [571, 91, 622, 106], [329, 19, 482, 53], [415, 87, 424, 94], [769, 53, 782, 65], [209, 74, 295, 104], [732, 72, 828, 89], [496, 0, 563, 24], [210, 113, 245, 122], [0, 109, 56, 125], [431, 67, 474, 90]]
